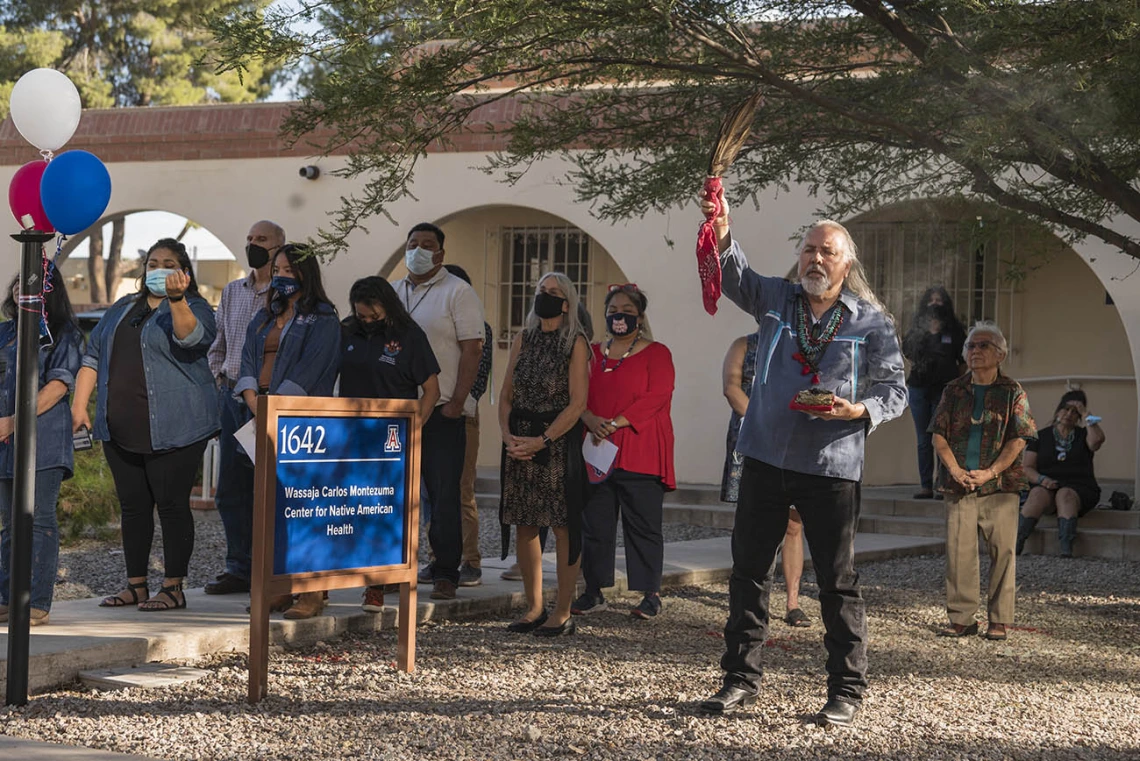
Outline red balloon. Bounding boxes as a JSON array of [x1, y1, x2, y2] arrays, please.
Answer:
[[8, 160, 53, 232]]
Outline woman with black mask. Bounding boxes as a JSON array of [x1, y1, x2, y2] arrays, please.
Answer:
[[498, 272, 590, 636], [339, 275, 440, 612], [902, 286, 967, 499], [235, 243, 341, 619]]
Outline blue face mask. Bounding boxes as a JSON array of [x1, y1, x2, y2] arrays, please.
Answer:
[[272, 276, 299, 297], [145, 269, 178, 296]]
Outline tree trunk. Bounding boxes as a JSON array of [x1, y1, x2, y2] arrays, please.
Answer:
[[87, 229, 106, 303], [105, 217, 126, 300]]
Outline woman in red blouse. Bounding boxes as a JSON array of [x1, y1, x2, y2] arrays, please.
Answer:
[[573, 284, 675, 619]]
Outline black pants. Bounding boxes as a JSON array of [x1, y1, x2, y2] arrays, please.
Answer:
[[104, 439, 209, 579], [721, 457, 867, 703], [422, 407, 466, 585], [581, 469, 665, 594]]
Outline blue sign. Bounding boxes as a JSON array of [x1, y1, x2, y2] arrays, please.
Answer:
[[273, 415, 409, 575]]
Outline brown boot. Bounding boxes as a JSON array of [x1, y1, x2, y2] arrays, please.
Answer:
[[283, 592, 325, 619]]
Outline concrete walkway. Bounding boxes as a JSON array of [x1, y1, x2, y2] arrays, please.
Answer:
[[0, 736, 163, 760], [0, 532, 941, 700]]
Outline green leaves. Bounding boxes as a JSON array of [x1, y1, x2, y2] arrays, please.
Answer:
[[208, 0, 1140, 260]]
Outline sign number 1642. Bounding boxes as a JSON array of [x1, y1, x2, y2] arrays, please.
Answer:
[[279, 425, 327, 455]]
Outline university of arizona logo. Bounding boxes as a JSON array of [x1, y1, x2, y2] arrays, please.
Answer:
[[380, 339, 401, 365], [384, 425, 402, 453]]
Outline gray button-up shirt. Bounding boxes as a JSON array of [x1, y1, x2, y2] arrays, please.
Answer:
[[720, 241, 907, 481]]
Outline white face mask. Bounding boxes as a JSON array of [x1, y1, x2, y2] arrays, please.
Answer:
[[405, 246, 437, 276]]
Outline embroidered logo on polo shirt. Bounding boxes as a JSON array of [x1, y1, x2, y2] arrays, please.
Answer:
[[380, 339, 401, 365]]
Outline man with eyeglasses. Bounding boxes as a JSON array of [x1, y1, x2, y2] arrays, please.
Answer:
[[205, 220, 285, 596], [696, 184, 907, 727]]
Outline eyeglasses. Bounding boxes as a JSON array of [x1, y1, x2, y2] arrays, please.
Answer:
[[965, 341, 995, 351], [608, 283, 639, 293]]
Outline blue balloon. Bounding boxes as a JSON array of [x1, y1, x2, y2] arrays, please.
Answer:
[[40, 150, 112, 235]]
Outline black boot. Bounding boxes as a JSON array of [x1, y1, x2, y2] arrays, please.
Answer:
[[1016, 514, 1039, 556], [1057, 517, 1078, 558]]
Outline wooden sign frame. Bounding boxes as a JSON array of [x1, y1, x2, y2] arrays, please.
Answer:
[[248, 395, 421, 704]]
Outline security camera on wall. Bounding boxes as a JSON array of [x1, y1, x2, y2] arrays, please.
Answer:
[[299, 165, 320, 180]]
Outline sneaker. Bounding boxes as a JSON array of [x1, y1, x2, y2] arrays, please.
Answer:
[[417, 563, 433, 584], [500, 563, 523, 581], [571, 592, 607, 615], [29, 608, 49, 626], [631, 593, 661, 620], [362, 586, 385, 613], [430, 579, 458, 600], [205, 572, 251, 595], [458, 563, 483, 587]]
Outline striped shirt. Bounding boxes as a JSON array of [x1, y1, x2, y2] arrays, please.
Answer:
[[207, 271, 272, 382]]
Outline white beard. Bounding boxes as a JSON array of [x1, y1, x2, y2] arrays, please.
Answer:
[[800, 273, 831, 296]]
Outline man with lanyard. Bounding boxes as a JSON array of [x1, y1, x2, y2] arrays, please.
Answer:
[[394, 223, 485, 599], [696, 185, 906, 727], [205, 220, 283, 595]]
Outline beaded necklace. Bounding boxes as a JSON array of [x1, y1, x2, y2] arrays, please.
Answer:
[[1054, 425, 1075, 462], [791, 295, 846, 384], [601, 334, 640, 373]]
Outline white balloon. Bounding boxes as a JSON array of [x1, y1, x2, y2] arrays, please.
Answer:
[[9, 68, 82, 152]]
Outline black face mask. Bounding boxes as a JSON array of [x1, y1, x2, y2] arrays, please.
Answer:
[[534, 291, 566, 319], [607, 313, 639, 337], [361, 319, 385, 335], [246, 243, 271, 269]]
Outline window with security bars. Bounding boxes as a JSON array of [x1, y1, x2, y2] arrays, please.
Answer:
[[847, 219, 1050, 334], [497, 226, 591, 340]]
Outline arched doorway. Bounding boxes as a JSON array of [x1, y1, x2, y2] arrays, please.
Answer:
[[848, 200, 1137, 484]]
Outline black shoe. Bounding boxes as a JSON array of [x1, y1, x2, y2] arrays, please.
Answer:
[[816, 698, 859, 727], [506, 610, 549, 633], [458, 563, 483, 587], [417, 564, 433, 584], [570, 592, 607, 615], [204, 573, 250, 595], [533, 618, 577, 637], [631, 593, 661, 620], [699, 684, 757, 714]]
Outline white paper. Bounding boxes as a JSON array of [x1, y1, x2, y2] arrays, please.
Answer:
[[582, 436, 618, 473], [234, 418, 257, 461]]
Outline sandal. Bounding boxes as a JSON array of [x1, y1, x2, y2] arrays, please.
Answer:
[[937, 622, 979, 637], [99, 581, 149, 608], [138, 583, 186, 612], [984, 623, 1008, 641], [784, 608, 812, 627]]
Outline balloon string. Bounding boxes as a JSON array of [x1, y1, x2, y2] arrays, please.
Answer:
[[39, 149, 53, 162]]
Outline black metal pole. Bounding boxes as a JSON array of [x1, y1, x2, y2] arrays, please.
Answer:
[[6, 230, 52, 706]]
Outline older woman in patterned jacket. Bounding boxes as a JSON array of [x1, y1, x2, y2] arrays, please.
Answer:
[[930, 321, 1036, 642]]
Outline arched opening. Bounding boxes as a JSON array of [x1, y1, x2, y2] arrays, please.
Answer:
[[55, 209, 240, 308], [377, 204, 631, 469], [847, 199, 1137, 484]]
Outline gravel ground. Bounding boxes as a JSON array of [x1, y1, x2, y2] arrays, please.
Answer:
[[53, 507, 731, 600], [9, 553, 1140, 760]]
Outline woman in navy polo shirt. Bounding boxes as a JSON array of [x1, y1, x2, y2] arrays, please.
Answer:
[[236, 243, 341, 619], [0, 267, 83, 626], [339, 275, 440, 612], [72, 238, 219, 612]]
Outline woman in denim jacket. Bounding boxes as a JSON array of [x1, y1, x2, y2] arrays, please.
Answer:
[[72, 239, 219, 612], [0, 267, 83, 626], [235, 243, 340, 619]]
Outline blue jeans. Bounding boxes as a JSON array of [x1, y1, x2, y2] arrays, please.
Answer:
[[908, 385, 943, 491], [214, 383, 255, 580], [0, 468, 66, 611]]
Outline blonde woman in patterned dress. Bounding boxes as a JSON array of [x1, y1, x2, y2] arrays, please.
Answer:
[[498, 272, 590, 636]]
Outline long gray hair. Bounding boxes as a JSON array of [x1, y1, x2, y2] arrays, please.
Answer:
[[524, 271, 588, 354], [800, 220, 892, 320]]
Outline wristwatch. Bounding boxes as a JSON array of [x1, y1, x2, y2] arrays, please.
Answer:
[[1085, 415, 1102, 426]]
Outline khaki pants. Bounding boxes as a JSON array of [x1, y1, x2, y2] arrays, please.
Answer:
[[945, 492, 1018, 626], [460, 414, 481, 567]]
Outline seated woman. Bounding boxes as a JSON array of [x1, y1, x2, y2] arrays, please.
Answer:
[[1018, 390, 1104, 558]]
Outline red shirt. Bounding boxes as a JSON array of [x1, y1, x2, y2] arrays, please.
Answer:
[[586, 341, 676, 490]]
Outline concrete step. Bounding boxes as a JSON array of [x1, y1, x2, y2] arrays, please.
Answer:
[[861, 496, 1140, 529]]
